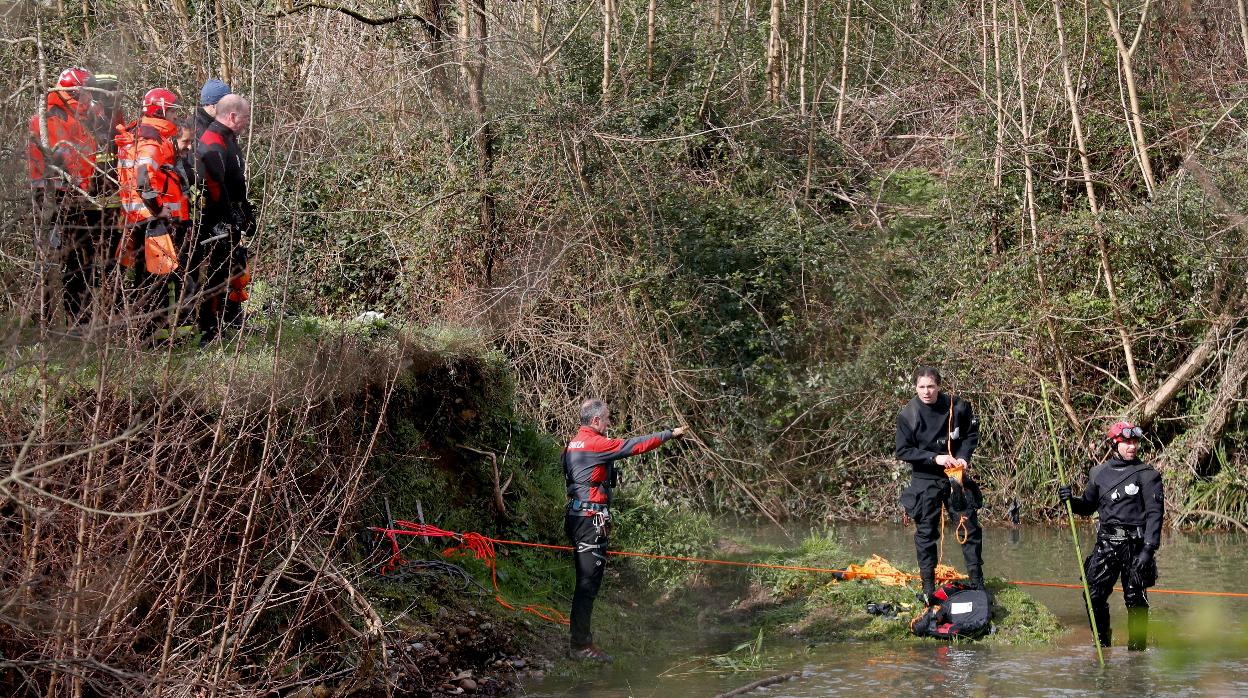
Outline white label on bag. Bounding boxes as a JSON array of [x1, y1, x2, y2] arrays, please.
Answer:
[[951, 602, 973, 615]]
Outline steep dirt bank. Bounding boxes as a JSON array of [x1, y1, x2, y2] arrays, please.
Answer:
[[0, 319, 572, 696]]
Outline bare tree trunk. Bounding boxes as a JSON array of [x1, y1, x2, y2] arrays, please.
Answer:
[[833, 0, 851, 134], [426, 0, 457, 103], [1174, 333, 1248, 475], [798, 0, 810, 114], [989, 0, 1004, 254], [1137, 313, 1236, 424], [1236, 0, 1248, 68], [767, 0, 782, 104], [214, 0, 233, 85], [169, 0, 190, 28], [801, 0, 819, 197], [33, 13, 54, 328], [56, 0, 71, 45], [1053, 0, 1141, 396], [602, 0, 615, 103], [1011, 0, 1079, 428], [459, 0, 497, 282], [647, 0, 657, 79], [1100, 0, 1156, 195]]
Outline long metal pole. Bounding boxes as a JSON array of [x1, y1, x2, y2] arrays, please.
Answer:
[[1041, 379, 1105, 666]]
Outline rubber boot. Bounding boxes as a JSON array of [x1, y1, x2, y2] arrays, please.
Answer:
[[920, 569, 936, 606], [1127, 607, 1148, 651], [1090, 605, 1112, 648], [966, 565, 985, 591]]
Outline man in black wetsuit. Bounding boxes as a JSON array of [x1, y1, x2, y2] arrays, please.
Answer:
[[895, 366, 984, 600], [1060, 421, 1163, 650]]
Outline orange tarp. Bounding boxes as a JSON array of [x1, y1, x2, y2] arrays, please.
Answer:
[[841, 554, 966, 586]]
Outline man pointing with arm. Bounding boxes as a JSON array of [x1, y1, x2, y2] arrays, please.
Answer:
[[562, 398, 687, 662]]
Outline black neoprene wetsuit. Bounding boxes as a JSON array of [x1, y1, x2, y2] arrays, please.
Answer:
[[895, 393, 984, 593], [1067, 456, 1164, 648]]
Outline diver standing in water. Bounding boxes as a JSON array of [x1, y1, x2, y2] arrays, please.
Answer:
[[1060, 421, 1163, 650], [895, 366, 985, 601], [562, 399, 687, 662]]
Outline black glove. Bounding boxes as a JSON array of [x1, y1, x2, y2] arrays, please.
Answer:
[[142, 190, 162, 216], [1058, 485, 1073, 503], [1130, 546, 1158, 588]]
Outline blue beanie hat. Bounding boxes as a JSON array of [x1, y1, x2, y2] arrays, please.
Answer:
[[199, 79, 231, 106]]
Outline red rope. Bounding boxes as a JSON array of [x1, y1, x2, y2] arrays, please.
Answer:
[[374, 521, 570, 625], [370, 521, 1248, 626]]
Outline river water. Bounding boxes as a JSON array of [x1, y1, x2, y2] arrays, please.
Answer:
[[520, 524, 1248, 697]]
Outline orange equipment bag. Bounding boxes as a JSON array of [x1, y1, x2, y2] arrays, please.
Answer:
[[144, 225, 179, 275]]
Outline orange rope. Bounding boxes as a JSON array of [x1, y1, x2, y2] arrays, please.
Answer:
[[370, 520, 1248, 627], [937, 394, 957, 567]]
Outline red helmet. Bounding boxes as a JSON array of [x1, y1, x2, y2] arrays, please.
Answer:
[[57, 67, 91, 91], [1107, 421, 1144, 443], [142, 88, 179, 117]]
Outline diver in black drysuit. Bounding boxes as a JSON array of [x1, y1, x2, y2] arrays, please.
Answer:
[[895, 369, 984, 601], [1060, 421, 1163, 650]]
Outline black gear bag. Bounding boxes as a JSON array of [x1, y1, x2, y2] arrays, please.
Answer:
[[909, 581, 993, 640]]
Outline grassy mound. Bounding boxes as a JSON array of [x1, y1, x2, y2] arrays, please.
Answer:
[[745, 533, 1062, 645]]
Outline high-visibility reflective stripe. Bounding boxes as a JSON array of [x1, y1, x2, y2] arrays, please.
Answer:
[[135, 157, 157, 168], [121, 202, 150, 213], [117, 159, 135, 167], [164, 202, 182, 211]]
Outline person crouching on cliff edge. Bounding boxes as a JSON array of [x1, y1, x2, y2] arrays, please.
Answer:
[[562, 399, 687, 662]]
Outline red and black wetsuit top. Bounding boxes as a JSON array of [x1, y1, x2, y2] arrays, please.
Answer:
[[562, 426, 672, 515], [195, 119, 254, 237]]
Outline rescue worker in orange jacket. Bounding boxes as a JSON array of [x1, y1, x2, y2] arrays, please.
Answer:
[[114, 88, 189, 339], [27, 67, 99, 324]]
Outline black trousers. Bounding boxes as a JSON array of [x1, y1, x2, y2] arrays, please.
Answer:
[[565, 514, 609, 649], [188, 227, 241, 342], [33, 194, 100, 325], [900, 474, 984, 591], [1084, 526, 1155, 648]]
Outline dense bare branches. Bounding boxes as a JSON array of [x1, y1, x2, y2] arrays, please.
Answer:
[[1, 12, 1248, 698]]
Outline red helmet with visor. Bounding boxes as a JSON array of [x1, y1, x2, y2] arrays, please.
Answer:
[[1107, 421, 1144, 443]]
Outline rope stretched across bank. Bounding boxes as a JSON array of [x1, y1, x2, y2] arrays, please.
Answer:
[[370, 520, 1248, 625]]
